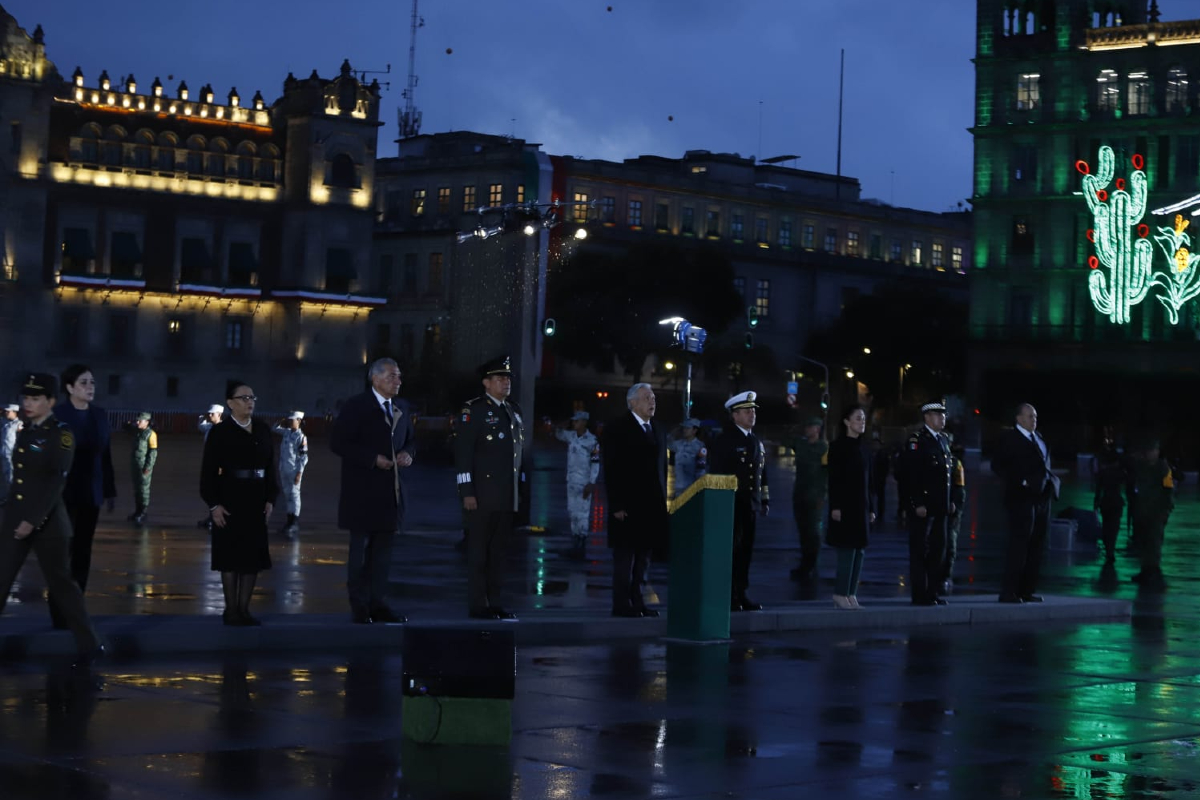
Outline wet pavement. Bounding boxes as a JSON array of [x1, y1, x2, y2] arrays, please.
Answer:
[[0, 432, 1197, 798]]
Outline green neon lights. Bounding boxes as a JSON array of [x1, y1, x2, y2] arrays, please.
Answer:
[[1151, 215, 1200, 324], [1079, 146, 1152, 324]]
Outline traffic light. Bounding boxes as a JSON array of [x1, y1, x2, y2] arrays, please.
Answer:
[[744, 332, 754, 349], [747, 305, 759, 328], [820, 392, 830, 410], [542, 318, 556, 337]]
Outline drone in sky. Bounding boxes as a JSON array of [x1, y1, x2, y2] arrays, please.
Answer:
[[455, 199, 595, 244]]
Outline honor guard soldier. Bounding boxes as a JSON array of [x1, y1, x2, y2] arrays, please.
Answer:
[[0, 403, 20, 504], [0, 373, 103, 666], [709, 391, 770, 612], [455, 355, 528, 620], [900, 399, 955, 606], [129, 411, 158, 525], [554, 410, 600, 557], [273, 411, 309, 539], [782, 416, 827, 581], [668, 418, 707, 497]]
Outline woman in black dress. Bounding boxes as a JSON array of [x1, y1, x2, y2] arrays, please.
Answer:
[[200, 381, 279, 625], [827, 405, 874, 609]]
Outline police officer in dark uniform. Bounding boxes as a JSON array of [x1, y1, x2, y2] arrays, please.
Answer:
[[455, 356, 528, 620], [900, 399, 955, 606], [708, 391, 770, 612], [0, 373, 103, 665]]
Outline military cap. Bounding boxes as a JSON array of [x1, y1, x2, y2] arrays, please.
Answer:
[[725, 391, 758, 411], [20, 372, 55, 398], [921, 399, 947, 414], [3, 404, 17, 412], [287, 410, 305, 420], [478, 355, 512, 379], [136, 411, 152, 422], [206, 404, 224, 415], [570, 410, 589, 421], [680, 418, 701, 428]]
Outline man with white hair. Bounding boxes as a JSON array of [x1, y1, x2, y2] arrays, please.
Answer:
[[0, 404, 20, 505], [196, 404, 224, 528], [273, 411, 309, 539], [555, 410, 600, 557]]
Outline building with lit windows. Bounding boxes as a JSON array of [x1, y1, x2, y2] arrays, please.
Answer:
[[373, 133, 970, 415], [0, 6, 383, 412], [970, 0, 1200, 447]]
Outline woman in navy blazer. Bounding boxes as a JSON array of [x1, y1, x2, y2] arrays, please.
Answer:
[[330, 358, 416, 623], [49, 363, 116, 629]]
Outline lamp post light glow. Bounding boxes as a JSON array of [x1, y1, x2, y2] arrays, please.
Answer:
[[862, 347, 871, 354]]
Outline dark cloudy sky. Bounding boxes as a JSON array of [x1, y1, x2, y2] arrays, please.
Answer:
[[10, 1, 1191, 212]]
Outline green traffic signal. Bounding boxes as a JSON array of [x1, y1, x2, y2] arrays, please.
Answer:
[[747, 305, 759, 328], [543, 318, 557, 337], [744, 332, 754, 349]]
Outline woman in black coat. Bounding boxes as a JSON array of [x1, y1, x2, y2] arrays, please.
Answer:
[[200, 381, 279, 625], [827, 405, 874, 609]]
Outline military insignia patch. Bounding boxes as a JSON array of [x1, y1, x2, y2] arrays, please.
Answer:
[[461, 412, 471, 423], [61, 431, 73, 449]]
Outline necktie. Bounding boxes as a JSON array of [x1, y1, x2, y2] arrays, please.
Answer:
[[643, 422, 652, 436], [383, 400, 394, 426]]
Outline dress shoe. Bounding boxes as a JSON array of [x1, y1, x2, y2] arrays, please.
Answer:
[[222, 609, 242, 626], [240, 611, 263, 626], [635, 608, 660, 618], [469, 608, 495, 620], [931, 598, 947, 605], [738, 596, 763, 612], [351, 612, 372, 624], [371, 608, 406, 624], [612, 609, 643, 618], [911, 599, 937, 606], [998, 594, 1024, 603], [1020, 594, 1044, 603], [489, 607, 517, 620], [72, 644, 106, 670], [730, 599, 744, 612]]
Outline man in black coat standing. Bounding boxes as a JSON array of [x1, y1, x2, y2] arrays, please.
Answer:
[[708, 391, 770, 612], [992, 403, 1059, 603], [602, 383, 668, 618], [331, 358, 415, 624], [456, 355, 527, 620], [900, 399, 955, 606]]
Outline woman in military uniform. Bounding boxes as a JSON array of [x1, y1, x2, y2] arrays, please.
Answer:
[[201, 380, 279, 625]]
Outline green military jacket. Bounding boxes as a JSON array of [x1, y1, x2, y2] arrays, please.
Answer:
[[132, 426, 158, 472], [783, 434, 828, 502], [1132, 458, 1174, 521], [4, 414, 75, 530]]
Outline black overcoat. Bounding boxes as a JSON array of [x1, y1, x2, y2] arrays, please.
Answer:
[[825, 435, 874, 549], [330, 391, 417, 531], [601, 412, 668, 550], [200, 417, 279, 572]]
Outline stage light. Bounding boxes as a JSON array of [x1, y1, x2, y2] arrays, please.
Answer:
[[523, 223, 537, 236], [574, 228, 588, 240]]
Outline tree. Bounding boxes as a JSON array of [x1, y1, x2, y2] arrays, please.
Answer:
[[804, 282, 967, 411], [546, 240, 742, 378]]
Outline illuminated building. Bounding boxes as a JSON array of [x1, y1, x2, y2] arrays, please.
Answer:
[[971, 0, 1200, 443], [0, 6, 382, 412], [374, 133, 969, 412]]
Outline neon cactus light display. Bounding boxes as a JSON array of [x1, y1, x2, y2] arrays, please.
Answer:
[[1150, 214, 1200, 324], [1077, 146, 1152, 324]]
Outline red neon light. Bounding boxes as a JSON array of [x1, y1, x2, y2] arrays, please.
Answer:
[[1097, 190, 1108, 202], [1075, 160, 1090, 175], [1132, 153, 1145, 170], [1088, 256, 1099, 269], [1115, 178, 1126, 191], [1138, 224, 1150, 238], [1086, 229, 1094, 243]]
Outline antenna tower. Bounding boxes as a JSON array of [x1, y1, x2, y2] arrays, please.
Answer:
[[398, 0, 424, 139]]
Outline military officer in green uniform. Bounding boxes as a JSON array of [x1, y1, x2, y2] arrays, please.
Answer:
[[0, 373, 103, 666], [129, 411, 158, 525], [455, 355, 528, 621], [1130, 436, 1174, 590], [782, 416, 827, 581], [708, 391, 770, 612]]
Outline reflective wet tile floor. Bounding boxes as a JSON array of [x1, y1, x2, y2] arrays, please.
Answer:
[[3, 617, 1200, 799]]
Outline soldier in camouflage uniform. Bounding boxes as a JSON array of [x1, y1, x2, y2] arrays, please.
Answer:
[[554, 410, 600, 557], [1130, 437, 1174, 590], [129, 411, 158, 525], [668, 418, 707, 497], [0, 403, 21, 505], [273, 411, 309, 539]]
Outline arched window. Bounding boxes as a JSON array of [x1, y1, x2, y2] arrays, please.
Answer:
[[1097, 69, 1120, 112], [186, 134, 206, 174], [259, 145, 279, 182], [235, 141, 257, 180], [156, 132, 178, 171], [103, 125, 126, 166], [1128, 71, 1151, 116], [329, 153, 356, 188], [1167, 67, 1189, 113], [79, 122, 101, 162], [207, 137, 229, 177], [133, 130, 154, 169]]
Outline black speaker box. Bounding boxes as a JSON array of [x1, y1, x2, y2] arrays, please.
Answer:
[[402, 627, 515, 699]]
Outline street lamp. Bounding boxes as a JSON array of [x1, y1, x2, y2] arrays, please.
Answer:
[[862, 346, 871, 355]]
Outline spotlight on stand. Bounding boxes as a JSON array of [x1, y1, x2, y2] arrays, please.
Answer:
[[659, 316, 706, 354], [523, 222, 537, 236], [574, 228, 588, 240]]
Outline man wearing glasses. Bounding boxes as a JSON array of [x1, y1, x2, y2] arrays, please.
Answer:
[[331, 358, 415, 624]]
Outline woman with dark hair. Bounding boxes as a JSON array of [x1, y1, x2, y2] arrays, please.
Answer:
[[49, 364, 116, 629], [200, 381, 278, 625], [827, 405, 874, 609]]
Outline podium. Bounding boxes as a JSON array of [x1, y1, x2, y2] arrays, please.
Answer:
[[667, 474, 737, 642]]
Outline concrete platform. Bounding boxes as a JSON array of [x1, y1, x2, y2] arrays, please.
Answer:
[[0, 594, 1130, 658]]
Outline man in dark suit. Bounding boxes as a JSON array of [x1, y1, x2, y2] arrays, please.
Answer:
[[708, 391, 770, 611], [330, 357, 415, 624], [602, 383, 668, 618], [900, 399, 955, 606], [456, 355, 527, 620], [992, 403, 1060, 603]]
